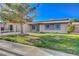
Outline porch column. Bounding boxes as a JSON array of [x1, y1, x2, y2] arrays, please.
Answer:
[[13, 24, 17, 32], [0, 27, 1, 34], [0, 24, 3, 33]]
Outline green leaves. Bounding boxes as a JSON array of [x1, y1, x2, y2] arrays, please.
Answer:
[[67, 21, 75, 33], [0, 3, 39, 34], [0, 3, 39, 22], [6, 3, 29, 13]]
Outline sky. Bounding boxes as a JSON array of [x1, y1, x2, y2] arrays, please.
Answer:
[[34, 3, 79, 21], [0, 3, 79, 22]]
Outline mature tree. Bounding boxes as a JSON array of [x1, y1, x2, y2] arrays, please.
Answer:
[[0, 3, 40, 34]]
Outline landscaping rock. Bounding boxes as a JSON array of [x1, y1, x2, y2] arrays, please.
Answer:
[[26, 37, 42, 44], [19, 34, 29, 36], [54, 37, 64, 40]]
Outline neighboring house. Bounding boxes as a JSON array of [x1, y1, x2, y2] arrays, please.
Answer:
[[72, 22, 79, 33], [0, 19, 79, 34]]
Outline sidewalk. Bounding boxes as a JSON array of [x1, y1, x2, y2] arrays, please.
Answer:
[[0, 32, 20, 36], [40, 48, 76, 56], [0, 40, 76, 56], [0, 40, 51, 56]]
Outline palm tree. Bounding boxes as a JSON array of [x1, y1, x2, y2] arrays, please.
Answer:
[[0, 3, 39, 34]]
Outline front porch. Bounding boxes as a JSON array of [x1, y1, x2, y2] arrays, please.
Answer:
[[29, 24, 40, 32], [0, 23, 21, 34]]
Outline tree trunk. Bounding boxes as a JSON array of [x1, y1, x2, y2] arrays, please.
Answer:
[[20, 22, 24, 34], [19, 21, 29, 36]]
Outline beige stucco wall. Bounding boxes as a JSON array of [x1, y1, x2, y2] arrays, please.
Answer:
[[5, 23, 31, 33], [72, 23, 79, 32], [5, 23, 17, 32], [12, 23, 30, 33], [23, 24, 31, 33], [39, 24, 68, 33], [74, 26, 79, 31], [0, 22, 68, 33], [73, 25, 79, 33]]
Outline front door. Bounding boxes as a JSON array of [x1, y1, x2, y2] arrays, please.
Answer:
[[9, 25, 13, 32]]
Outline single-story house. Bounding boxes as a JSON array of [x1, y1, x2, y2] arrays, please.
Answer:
[[0, 19, 79, 34], [72, 22, 79, 33], [28, 19, 71, 33]]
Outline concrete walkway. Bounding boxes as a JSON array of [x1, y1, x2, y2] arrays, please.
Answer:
[[0, 40, 76, 56], [0, 32, 20, 36], [0, 40, 51, 56]]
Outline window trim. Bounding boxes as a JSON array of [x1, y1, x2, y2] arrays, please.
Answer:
[[54, 24, 61, 30], [45, 24, 61, 30]]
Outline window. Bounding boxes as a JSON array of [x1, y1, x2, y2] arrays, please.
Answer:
[[50, 25, 54, 30], [45, 24, 61, 30], [32, 25, 36, 30], [45, 24, 54, 30], [54, 24, 61, 30], [45, 24, 50, 30]]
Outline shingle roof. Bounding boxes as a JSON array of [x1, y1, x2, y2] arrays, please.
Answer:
[[28, 19, 71, 24]]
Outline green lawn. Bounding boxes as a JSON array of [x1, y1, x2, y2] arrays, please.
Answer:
[[0, 33, 79, 55]]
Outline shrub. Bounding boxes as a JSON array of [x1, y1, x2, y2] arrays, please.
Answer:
[[67, 24, 75, 33]]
